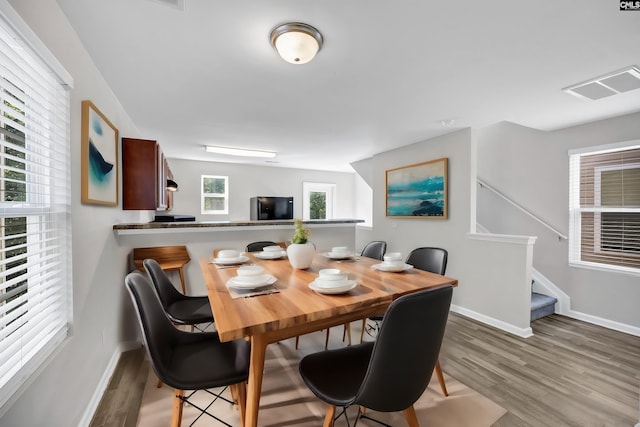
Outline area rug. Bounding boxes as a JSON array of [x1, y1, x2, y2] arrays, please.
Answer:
[[137, 329, 506, 426]]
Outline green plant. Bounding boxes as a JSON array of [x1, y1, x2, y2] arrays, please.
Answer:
[[291, 219, 311, 244]]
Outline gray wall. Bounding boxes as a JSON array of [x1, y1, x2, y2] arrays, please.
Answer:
[[354, 129, 535, 335], [1, 0, 149, 425], [167, 158, 356, 222], [477, 114, 640, 330], [0, 4, 361, 426]]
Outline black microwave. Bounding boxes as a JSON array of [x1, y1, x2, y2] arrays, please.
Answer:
[[250, 196, 293, 220]]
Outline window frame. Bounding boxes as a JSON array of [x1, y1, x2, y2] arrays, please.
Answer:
[[302, 182, 335, 220], [569, 141, 640, 275], [201, 174, 229, 215]]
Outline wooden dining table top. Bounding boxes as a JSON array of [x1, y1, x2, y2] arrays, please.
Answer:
[[200, 252, 458, 343]]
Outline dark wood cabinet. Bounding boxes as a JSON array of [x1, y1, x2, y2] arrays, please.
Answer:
[[122, 137, 172, 211]]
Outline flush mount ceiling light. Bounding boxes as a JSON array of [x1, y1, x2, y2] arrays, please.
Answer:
[[270, 22, 323, 64], [205, 145, 277, 158]]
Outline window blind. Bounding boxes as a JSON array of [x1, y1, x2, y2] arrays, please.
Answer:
[[569, 143, 640, 272], [0, 9, 71, 411]]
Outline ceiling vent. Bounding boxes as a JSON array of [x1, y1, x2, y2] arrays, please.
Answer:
[[563, 66, 640, 100]]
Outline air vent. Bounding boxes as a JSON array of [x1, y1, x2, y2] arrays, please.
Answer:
[[563, 66, 640, 100], [145, 0, 185, 10]]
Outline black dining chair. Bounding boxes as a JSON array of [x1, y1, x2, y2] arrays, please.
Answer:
[[333, 241, 387, 347], [143, 258, 214, 331], [360, 240, 387, 261], [362, 247, 450, 397], [299, 285, 453, 427], [245, 241, 282, 252], [406, 247, 448, 276], [125, 272, 250, 427]]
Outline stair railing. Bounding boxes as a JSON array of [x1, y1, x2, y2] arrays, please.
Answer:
[[477, 178, 568, 241]]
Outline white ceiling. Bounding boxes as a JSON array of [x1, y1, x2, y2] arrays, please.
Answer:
[[56, 0, 640, 172]]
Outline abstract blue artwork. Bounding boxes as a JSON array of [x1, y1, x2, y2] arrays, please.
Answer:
[[386, 158, 448, 218], [81, 101, 119, 205]]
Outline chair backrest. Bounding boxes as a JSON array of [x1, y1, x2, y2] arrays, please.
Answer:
[[133, 245, 190, 271], [245, 241, 278, 252], [124, 271, 181, 387], [143, 258, 184, 306], [354, 285, 453, 412], [406, 247, 448, 275], [360, 241, 387, 261]]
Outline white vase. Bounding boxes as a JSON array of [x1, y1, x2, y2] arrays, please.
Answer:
[[287, 242, 315, 269]]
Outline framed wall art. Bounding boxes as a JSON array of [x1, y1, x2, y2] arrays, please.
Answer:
[[81, 100, 119, 206], [386, 157, 448, 219]]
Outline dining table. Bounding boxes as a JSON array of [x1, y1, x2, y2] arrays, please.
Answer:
[[200, 251, 458, 427]]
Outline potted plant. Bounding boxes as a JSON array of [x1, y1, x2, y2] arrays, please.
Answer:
[[287, 219, 315, 269]]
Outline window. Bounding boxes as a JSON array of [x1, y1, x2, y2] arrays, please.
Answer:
[[0, 8, 72, 410], [569, 142, 640, 273], [201, 175, 228, 214], [303, 182, 335, 220]]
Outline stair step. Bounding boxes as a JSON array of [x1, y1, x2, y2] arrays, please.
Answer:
[[531, 292, 557, 321]]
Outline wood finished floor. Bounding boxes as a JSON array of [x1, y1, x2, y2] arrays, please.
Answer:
[[90, 313, 640, 427]]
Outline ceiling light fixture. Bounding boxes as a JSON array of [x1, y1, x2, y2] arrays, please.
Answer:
[[205, 145, 277, 158], [270, 22, 323, 64]]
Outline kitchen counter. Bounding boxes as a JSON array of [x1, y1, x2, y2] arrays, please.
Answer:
[[113, 219, 364, 235]]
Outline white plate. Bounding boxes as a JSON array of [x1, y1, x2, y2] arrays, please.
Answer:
[[322, 252, 354, 260], [253, 251, 287, 260], [214, 255, 250, 265], [372, 263, 413, 272], [309, 279, 357, 294], [227, 274, 277, 289]]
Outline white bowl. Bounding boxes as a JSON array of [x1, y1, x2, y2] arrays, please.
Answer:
[[218, 249, 240, 259], [237, 265, 265, 276], [382, 260, 404, 267], [331, 246, 349, 254], [384, 252, 402, 262], [318, 268, 347, 281], [263, 245, 283, 253], [231, 274, 271, 286], [314, 277, 349, 288]]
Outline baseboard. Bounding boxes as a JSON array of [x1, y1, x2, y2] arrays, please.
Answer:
[[451, 304, 533, 338], [564, 310, 640, 337], [77, 340, 142, 427]]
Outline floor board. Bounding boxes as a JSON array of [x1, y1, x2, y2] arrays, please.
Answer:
[[90, 313, 640, 426]]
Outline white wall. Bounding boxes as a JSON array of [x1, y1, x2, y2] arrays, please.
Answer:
[[477, 114, 640, 332]]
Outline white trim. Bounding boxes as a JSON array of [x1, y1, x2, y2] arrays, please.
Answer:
[[563, 309, 640, 338], [531, 268, 570, 315], [0, 0, 73, 88], [568, 139, 640, 156], [450, 304, 534, 338], [467, 232, 537, 246], [77, 340, 141, 427]]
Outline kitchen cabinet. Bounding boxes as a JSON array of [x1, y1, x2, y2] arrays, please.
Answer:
[[122, 137, 172, 211]]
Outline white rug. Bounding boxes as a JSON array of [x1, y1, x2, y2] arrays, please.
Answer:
[[137, 327, 506, 426]]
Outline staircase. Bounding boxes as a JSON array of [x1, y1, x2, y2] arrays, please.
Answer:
[[531, 291, 557, 321]]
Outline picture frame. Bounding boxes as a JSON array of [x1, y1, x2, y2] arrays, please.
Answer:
[[81, 100, 119, 206], [386, 157, 448, 219]]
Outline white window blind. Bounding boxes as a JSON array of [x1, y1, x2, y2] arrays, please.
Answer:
[[569, 142, 640, 273], [0, 8, 71, 411]]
